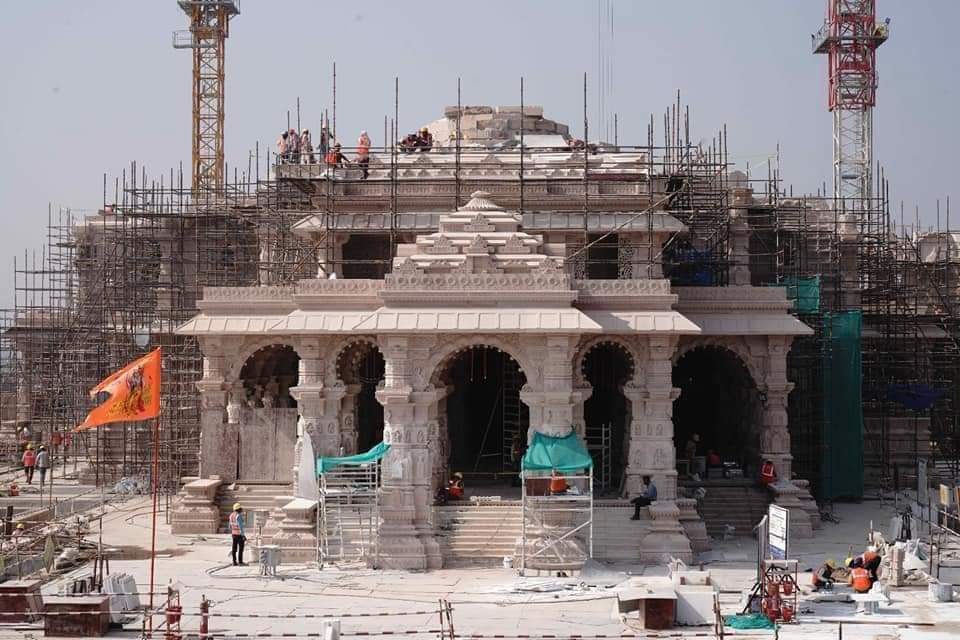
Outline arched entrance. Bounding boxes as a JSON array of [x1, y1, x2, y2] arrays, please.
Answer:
[[672, 346, 762, 480], [337, 341, 385, 454], [236, 344, 301, 480], [436, 345, 528, 489], [581, 342, 634, 493]]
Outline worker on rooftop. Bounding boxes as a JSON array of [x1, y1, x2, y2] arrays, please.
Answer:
[[277, 131, 289, 163], [301, 129, 314, 164], [357, 130, 371, 179], [416, 127, 433, 151], [229, 503, 247, 566], [318, 125, 330, 159], [287, 128, 301, 164]]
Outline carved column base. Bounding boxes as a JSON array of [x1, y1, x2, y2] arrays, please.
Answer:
[[641, 502, 693, 563], [171, 478, 223, 535], [272, 498, 319, 563], [676, 498, 710, 553], [770, 483, 813, 539], [376, 489, 427, 570], [260, 495, 292, 544], [792, 479, 821, 530]]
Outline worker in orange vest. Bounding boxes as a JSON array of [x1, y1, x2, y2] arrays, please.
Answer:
[[549, 470, 568, 495], [849, 566, 872, 593], [447, 472, 464, 500], [229, 503, 246, 566], [21, 444, 36, 485], [759, 459, 777, 486], [849, 547, 882, 581]]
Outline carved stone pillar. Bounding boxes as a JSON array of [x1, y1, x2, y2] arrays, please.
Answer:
[[197, 338, 234, 481], [375, 336, 435, 570], [290, 339, 343, 460], [761, 336, 813, 538], [339, 384, 361, 455], [633, 336, 693, 561], [519, 336, 580, 438], [728, 187, 752, 286]]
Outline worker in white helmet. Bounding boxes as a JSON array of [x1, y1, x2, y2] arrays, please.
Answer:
[[229, 503, 247, 566]]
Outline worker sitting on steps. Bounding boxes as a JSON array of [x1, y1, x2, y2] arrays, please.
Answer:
[[811, 558, 837, 591], [759, 458, 777, 487], [229, 503, 247, 567], [629, 475, 657, 520], [447, 472, 464, 500]]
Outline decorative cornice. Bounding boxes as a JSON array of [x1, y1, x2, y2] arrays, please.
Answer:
[[385, 272, 571, 291], [674, 285, 794, 313]]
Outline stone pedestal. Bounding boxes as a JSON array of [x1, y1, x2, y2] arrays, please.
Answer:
[[272, 498, 319, 563], [641, 501, 693, 563], [769, 482, 814, 539], [792, 479, 821, 530], [170, 477, 223, 534], [677, 498, 710, 553], [260, 495, 292, 544]]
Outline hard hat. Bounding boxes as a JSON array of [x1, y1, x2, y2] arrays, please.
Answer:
[[825, 558, 836, 569], [421, 127, 428, 133], [453, 472, 463, 478], [233, 503, 242, 511], [26, 444, 33, 450], [16, 523, 24, 529], [39, 445, 46, 451], [844, 557, 854, 567], [866, 545, 877, 553]]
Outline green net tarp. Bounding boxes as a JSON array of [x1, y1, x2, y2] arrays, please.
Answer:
[[521, 431, 593, 473], [723, 613, 775, 630], [317, 441, 390, 475], [782, 276, 821, 314], [823, 311, 864, 499]]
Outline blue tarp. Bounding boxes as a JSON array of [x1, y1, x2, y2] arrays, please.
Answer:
[[317, 441, 390, 475], [521, 431, 593, 473], [886, 384, 947, 411]]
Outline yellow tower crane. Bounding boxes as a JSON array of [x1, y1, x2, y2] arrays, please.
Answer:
[[173, 1, 239, 194]]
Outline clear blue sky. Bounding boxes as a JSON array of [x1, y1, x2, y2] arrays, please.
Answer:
[[1, 1, 957, 305]]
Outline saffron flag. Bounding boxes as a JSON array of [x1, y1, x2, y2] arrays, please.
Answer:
[[76, 348, 161, 431]]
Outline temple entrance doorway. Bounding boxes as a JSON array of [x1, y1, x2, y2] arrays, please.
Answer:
[[672, 346, 763, 482], [581, 342, 634, 494], [236, 344, 300, 481], [438, 346, 528, 489], [337, 341, 386, 454]]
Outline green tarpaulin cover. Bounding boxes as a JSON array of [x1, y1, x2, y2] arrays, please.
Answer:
[[521, 431, 593, 473], [823, 311, 864, 499], [723, 613, 774, 630], [317, 441, 391, 475], [781, 276, 821, 314]]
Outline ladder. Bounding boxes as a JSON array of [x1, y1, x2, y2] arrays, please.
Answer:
[[585, 422, 612, 491], [501, 359, 525, 472]]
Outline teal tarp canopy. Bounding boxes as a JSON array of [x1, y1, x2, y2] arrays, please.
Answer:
[[521, 431, 593, 473], [317, 442, 391, 475]]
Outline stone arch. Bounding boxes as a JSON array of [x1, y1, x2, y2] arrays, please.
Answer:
[[426, 336, 536, 390], [672, 342, 765, 479], [574, 336, 641, 387], [673, 336, 764, 390], [334, 338, 386, 454], [237, 344, 301, 408], [226, 336, 303, 385]]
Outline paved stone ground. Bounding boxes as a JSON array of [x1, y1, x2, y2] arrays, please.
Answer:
[[2, 498, 959, 639]]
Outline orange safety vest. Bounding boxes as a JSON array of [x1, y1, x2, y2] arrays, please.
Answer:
[[228, 511, 243, 536], [22, 450, 36, 467], [760, 461, 776, 484], [325, 150, 338, 165], [357, 137, 370, 159], [549, 476, 568, 494], [850, 567, 871, 593]]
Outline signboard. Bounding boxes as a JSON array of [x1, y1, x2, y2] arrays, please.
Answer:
[[767, 504, 789, 560]]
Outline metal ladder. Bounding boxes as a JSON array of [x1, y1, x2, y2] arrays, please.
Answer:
[[585, 422, 612, 491]]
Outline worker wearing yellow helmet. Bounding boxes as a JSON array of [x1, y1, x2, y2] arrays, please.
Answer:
[[228, 503, 246, 566], [812, 558, 837, 591]]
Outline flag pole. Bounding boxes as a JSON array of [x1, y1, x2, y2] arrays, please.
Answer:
[[147, 415, 160, 635]]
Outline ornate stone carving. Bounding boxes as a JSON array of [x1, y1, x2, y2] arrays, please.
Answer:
[[426, 235, 455, 254], [466, 236, 489, 254]]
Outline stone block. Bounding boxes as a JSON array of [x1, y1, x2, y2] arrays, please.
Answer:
[[0, 579, 42, 623], [170, 477, 222, 535], [44, 595, 111, 637], [272, 498, 318, 563]]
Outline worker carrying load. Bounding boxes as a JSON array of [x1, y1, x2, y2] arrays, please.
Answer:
[[811, 558, 837, 591], [447, 472, 464, 500]]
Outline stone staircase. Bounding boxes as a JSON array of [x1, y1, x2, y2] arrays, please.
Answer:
[[215, 481, 292, 534], [692, 482, 771, 539], [434, 499, 657, 565], [435, 501, 522, 564]]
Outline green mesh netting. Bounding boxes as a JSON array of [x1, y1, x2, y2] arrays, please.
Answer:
[[723, 613, 775, 630], [782, 276, 821, 314], [822, 311, 864, 499]]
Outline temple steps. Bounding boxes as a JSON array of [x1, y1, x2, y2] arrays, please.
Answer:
[[692, 484, 771, 539], [215, 481, 292, 532]]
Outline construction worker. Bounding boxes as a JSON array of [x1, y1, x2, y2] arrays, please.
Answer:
[[277, 131, 289, 163], [447, 472, 464, 500], [326, 143, 346, 169], [849, 546, 882, 581], [416, 127, 433, 151], [301, 129, 314, 164], [759, 459, 777, 487], [549, 470, 568, 495], [684, 433, 699, 477], [21, 444, 36, 485], [356, 131, 371, 179], [35, 445, 50, 489], [287, 128, 301, 163], [229, 503, 246, 566], [849, 565, 872, 593], [811, 558, 837, 590], [630, 475, 658, 520]]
